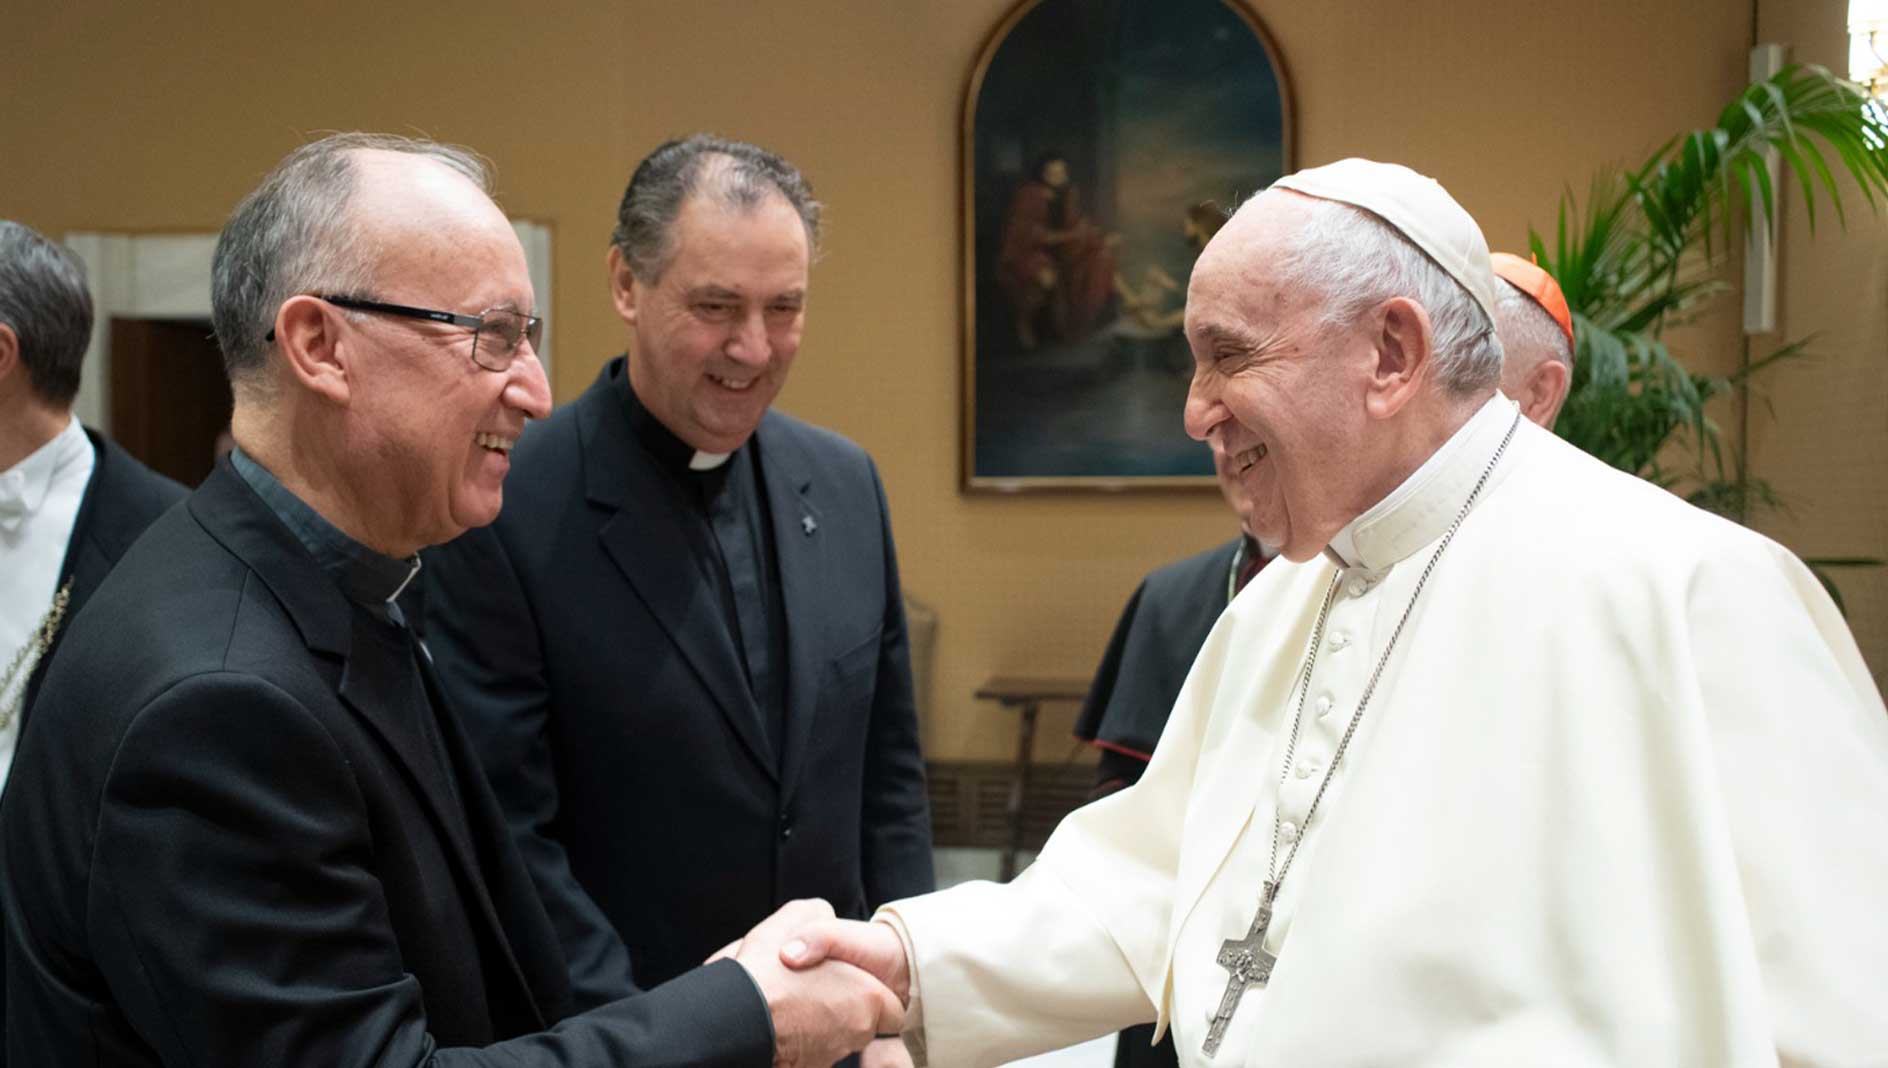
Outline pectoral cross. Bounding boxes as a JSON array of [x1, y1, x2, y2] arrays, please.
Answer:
[[1202, 880, 1278, 1058]]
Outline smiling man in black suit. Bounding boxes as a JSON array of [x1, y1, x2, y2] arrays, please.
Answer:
[[420, 136, 934, 1067], [0, 133, 899, 1067]]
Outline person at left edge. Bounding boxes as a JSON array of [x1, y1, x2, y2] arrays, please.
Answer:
[[419, 134, 934, 1052], [1, 133, 900, 1067], [0, 220, 186, 1067], [0, 221, 185, 787]]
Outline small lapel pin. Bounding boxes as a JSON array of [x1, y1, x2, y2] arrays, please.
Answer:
[[801, 515, 818, 536]]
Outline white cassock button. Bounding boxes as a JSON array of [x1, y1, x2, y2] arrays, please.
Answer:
[[1347, 577, 1371, 597], [1315, 694, 1333, 717], [1280, 820, 1299, 842], [1329, 631, 1351, 651], [1295, 760, 1318, 779]]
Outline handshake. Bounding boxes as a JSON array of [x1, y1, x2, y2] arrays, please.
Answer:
[[711, 899, 917, 1068]]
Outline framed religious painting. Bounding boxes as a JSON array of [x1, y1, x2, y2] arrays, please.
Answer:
[[961, 0, 1292, 491]]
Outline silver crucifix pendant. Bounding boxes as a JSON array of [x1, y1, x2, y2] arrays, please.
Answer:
[[1202, 880, 1278, 1058]]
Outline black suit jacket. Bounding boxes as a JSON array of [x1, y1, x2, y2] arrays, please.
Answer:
[[1076, 536, 1243, 782], [421, 357, 934, 1001], [18, 428, 185, 718], [1, 461, 773, 1066]]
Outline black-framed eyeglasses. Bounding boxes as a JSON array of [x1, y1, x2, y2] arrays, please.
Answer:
[[267, 295, 542, 372]]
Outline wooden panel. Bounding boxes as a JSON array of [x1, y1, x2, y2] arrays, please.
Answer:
[[109, 318, 231, 487], [926, 759, 1096, 850]]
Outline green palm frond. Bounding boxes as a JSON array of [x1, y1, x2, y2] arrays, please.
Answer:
[[1541, 66, 1888, 308], [1732, 334, 1815, 383], [1537, 64, 1886, 521], [1637, 67, 1888, 255], [1533, 65, 1885, 604], [1552, 314, 1706, 476]]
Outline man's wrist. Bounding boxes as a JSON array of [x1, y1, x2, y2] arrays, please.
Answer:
[[721, 956, 779, 1057], [867, 911, 929, 1067], [870, 915, 916, 1009]]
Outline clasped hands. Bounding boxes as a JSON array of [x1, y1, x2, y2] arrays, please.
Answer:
[[709, 899, 914, 1068]]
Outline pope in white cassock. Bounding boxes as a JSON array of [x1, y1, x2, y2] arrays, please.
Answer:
[[779, 158, 1888, 1066]]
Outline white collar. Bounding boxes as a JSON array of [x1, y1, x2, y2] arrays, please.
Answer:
[[689, 450, 731, 471], [1323, 394, 1516, 571], [0, 416, 88, 519]]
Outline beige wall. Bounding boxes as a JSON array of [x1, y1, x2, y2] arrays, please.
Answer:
[[3, 0, 1875, 760]]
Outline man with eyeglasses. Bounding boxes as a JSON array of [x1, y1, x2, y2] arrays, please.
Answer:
[[0, 133, 899, 1067], [419, 135, 934, 1067]]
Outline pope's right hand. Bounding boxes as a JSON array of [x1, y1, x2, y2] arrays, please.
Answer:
[[734, 899, 904, 1068], [778, 917, 912, 1008]]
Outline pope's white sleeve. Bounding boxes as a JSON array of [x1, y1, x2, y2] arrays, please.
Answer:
[[878, 862, 1154, 1068], [1688, 535, 1888, 1064], [874, 604, 1257, 1068]]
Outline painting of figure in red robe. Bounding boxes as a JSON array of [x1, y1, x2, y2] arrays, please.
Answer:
[[965, 0, 1290, 488], [997, 153, 1121, 351]]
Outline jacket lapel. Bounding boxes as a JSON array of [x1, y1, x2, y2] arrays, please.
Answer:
[[756, 416, 827, 799], [578, 363, 778, 782], [335, 624, 536, 998], [414, 647, 551, 1028]]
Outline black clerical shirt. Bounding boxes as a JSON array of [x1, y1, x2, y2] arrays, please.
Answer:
[[620, 384, 790, 767], [229, 447, 421, 624]]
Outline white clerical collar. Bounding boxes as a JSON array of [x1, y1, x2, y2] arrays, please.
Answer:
[[1323, 394, 1517, 571], [0, 416, 88, 522], [688, 450, 731, 471]]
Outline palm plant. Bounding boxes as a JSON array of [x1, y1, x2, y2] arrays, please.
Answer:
[[1529, 65, 1888, 606]]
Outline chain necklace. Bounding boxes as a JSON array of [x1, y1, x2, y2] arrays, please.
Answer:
[[1203, 409, 1521, 1058], [0, 577, 73, 734]]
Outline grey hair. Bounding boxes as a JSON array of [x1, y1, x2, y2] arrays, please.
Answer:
[[1493, 278, 1575, 375], [1273, 195, 1503, 395], [210, 132, 490, 388], [611, 134, 820, 283], [0, 221, 94, 408]]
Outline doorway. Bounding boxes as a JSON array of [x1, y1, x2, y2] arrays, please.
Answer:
[[108, 318, 231, 487]]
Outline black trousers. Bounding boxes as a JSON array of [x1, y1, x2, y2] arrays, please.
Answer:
[[1114, 1024, 1178, 1068]]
